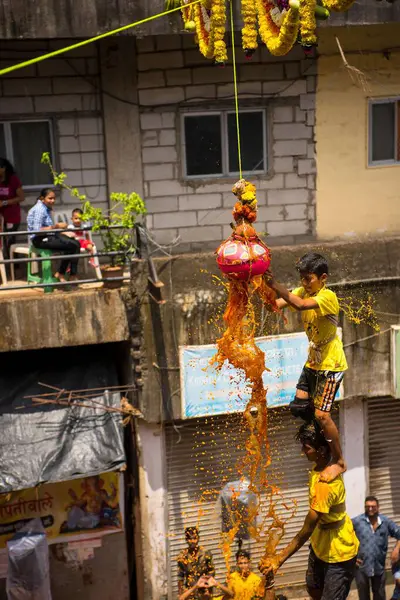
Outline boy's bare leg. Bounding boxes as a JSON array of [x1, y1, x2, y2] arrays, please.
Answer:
[[314, 409, 346, 482]]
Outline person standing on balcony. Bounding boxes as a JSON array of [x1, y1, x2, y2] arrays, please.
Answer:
[[0, 157, 25, 259], [352, 496, 400, 600], [27, 188, 81, 284]]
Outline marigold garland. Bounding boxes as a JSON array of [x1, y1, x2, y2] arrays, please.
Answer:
[[177, 0, 356, 60], [241, 0, 258, 53], [211, 0, 228, 62], [321, 0, 355, 11], [255, 0, 299, 57], [299, 0, 317, 45], [193, 4, 213, 58], [181, 0, 227, 62]]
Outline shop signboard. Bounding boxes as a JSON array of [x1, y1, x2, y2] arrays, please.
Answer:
[[180, 331, 342, 419], [0, 471, 123, 549]]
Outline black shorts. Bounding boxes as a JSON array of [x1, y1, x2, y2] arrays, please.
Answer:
[[297, 366, 344, 413], [306, 547, 356, 600]]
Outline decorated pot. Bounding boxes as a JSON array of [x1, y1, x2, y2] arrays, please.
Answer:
[[216, 235, 271, 281]]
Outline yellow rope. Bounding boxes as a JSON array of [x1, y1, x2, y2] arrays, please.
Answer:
[[1, 0, 244, 181], [229, 0, 242, 179], [0, 1, 201, 77]]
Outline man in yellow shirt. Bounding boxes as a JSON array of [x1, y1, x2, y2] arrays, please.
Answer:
[[260, 422, 359, 600], [265, 252, 347, 482], [228, 548, 264, 599]]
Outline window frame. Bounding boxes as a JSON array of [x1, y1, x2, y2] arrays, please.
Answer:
[[181, 108, 268, 180], [368, 97, 399, 167], [0, 118, 56, 189]]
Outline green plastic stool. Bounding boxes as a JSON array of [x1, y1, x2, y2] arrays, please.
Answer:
[[27, 247, 57, 293]]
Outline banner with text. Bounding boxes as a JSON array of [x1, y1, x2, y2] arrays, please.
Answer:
[[180, 331, 342, 418], [0, 472, 123, 548]]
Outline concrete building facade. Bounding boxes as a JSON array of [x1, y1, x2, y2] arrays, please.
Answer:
[[0, 3, 400, 600]]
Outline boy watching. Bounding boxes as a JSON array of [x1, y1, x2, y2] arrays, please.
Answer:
[[265, 252, 346, 483]]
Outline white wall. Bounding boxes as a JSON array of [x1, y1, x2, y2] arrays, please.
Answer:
[[136, 421, 168, 600], [341, 397, 367, 518], [137, 35, 317, 252], [0, 39, 107, 220]]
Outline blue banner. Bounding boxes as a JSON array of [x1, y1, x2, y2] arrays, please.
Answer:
[[180, 332, 341, 419]]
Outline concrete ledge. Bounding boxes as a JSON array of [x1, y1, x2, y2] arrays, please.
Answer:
[[0, 288, 130, 353]]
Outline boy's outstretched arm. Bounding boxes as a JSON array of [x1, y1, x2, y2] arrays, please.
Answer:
[[259, 509, 321, 578], [265, 274, 319, 312]]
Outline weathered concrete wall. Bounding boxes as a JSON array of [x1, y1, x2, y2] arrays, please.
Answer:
[[100, 37, 144, 197], [0, 532, 129, 600], [0, 288, 130, 352], [138, 36, 317, 251], [136, 421, 168, 599], [135, 237, 400, 422], [316, 24, 400, 240], [0, 40, 107, 218], [0, 0, 397, 38]]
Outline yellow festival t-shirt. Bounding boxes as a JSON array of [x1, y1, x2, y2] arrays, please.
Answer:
[[309, 469, 359, 563], [291, 286, 347, 372], [228, 571, 264, 599]]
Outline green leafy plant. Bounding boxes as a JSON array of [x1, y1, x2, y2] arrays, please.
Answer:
[[41, 153, 147, 266]]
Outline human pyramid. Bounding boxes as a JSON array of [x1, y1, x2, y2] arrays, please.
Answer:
[[177, 180, 400, 600]]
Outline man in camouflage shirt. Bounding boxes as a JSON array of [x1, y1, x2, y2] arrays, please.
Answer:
[[177, 527, 215, 596]]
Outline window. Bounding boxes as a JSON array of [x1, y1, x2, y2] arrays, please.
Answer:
[[0, 120, 55, 188], [182, 109, 267, 178], [369, 98, 400, 165]]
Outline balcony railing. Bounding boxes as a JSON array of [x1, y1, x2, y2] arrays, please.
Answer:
[[0, 224, 142, 293]]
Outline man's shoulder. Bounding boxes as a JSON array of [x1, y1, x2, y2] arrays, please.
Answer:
[[323, 287, 338, 297], [249, 572, 262, 584], [379, 514, 394, 525], [27, 202, 41, 217], [177, 548, 188, 562], [318, 287, 339, 303], [352, 514, 365, 525]]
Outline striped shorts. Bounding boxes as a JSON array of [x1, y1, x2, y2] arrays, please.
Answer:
[[296, 366, 344, 413]]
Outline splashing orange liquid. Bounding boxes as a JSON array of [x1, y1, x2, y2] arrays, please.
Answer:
[[213, 179, 296, 574]]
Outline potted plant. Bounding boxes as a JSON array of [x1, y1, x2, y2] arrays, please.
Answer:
[[81, 193, 146, 288], [41, 153, 146, 289]]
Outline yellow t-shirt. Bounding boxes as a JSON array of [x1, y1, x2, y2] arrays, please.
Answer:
[[291, 286, 347, 372], [309, 469, 359, 563], [228, 571, 264, 599]]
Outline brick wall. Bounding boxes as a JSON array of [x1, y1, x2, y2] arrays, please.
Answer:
[[0, 40, 107, 223], [137, 35, 316, 252]]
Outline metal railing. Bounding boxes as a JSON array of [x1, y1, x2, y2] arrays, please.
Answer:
[[0, 224, 142, 292]]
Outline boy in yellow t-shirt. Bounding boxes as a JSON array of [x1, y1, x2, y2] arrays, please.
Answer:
[[228, 548, 264, 599], [259, 422, 359, 600], [265, 252, 346, 483]]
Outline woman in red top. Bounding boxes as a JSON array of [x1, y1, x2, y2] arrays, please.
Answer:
[[0, 158, 25, 258]]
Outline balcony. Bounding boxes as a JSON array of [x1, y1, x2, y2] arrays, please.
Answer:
[[0, 0, 398, 39], [0, 224, 147, 353]]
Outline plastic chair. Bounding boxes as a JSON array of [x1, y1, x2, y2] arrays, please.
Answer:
[[27, 247, 57, 293], [0, 215, 7, 285], [10, 243, 31, 281]]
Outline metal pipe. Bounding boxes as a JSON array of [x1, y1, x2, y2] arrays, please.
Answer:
[[137, 226, 172, 421], [329, 276, 400, 288], [0, 276, 131, 292], [0, 250, 130, 264], [0, 224, 128, 237]]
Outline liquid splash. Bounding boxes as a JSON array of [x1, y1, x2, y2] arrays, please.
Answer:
[[337, 291, 380, 331], [213, 180, 295, 572]]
